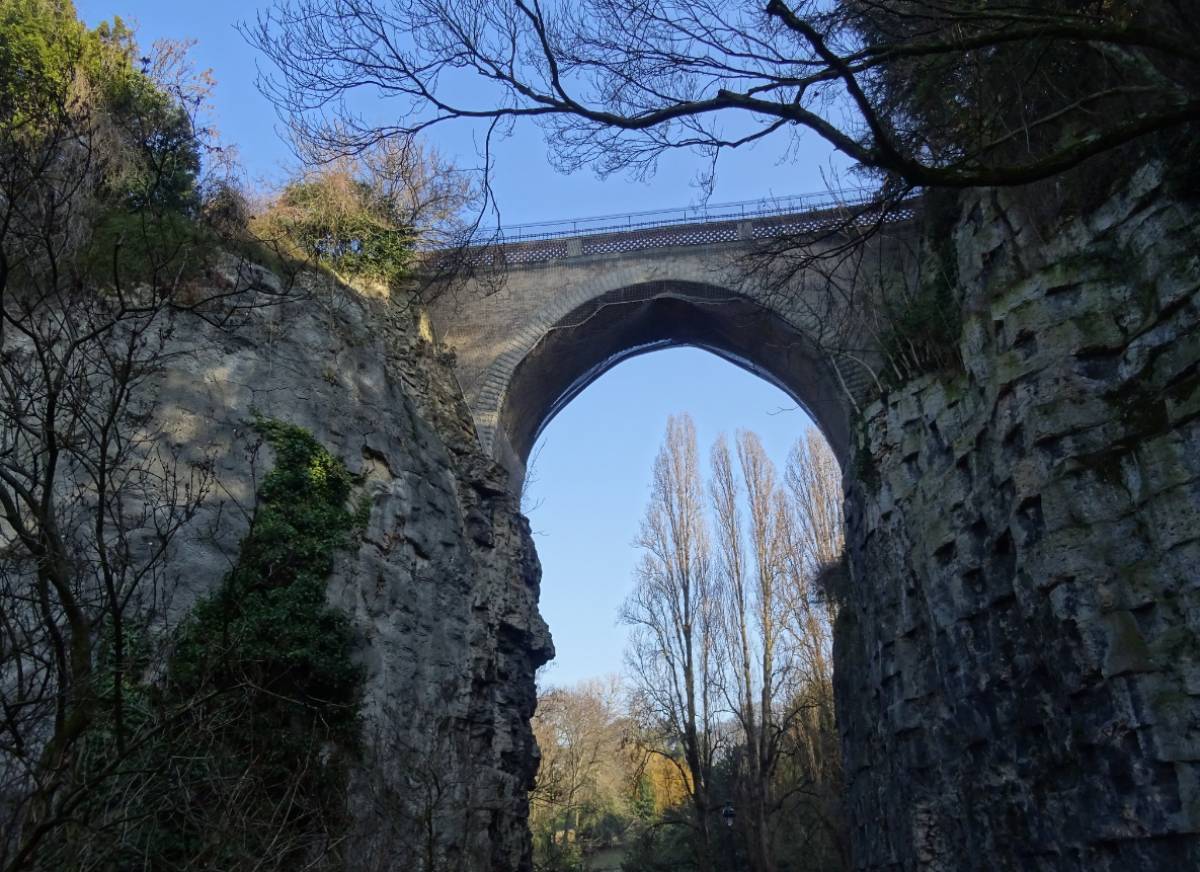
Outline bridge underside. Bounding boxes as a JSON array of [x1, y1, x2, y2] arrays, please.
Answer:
[[491, 281, 852, 490]]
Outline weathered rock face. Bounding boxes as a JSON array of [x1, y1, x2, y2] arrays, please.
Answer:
[[156, 275, 552, 871], [152, 160, 1198, 872], [836, 167, 1200, 869]]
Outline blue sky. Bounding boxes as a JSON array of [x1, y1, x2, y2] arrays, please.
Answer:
[[75, 0, 851, 222], [525, 348, 816, 686], [76, 1, 835, 686]]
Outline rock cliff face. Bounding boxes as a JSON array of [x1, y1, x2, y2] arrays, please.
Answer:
[[156, 275, 551, 871], [152, 162, 1199, 872], [836, 167, 1200, 869]]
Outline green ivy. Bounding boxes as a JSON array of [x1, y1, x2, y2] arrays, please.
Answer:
[[145, 420, 366, 865], [48, 420, 368, 871], [171, 417, 364, 739]]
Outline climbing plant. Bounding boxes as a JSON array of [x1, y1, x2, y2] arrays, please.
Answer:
[[171, 417, 364, 721], [18, 419, 368, 872], [156, 418, 367, 869]]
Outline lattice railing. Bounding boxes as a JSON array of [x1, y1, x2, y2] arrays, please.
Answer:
[[444, 191, 918, 267]]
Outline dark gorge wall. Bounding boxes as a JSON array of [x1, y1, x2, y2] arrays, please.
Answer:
[[155, 160, 1199, 872], [836, 166, 1200, 870], [157, 273, 551, 871]]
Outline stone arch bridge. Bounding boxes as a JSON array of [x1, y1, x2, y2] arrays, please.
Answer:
[[425, 192, 918, 486]]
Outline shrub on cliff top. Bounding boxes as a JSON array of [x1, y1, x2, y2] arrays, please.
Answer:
[[250, 135, 473, 282], [0, 0, 223, 294], [258, 167, 416, 279]]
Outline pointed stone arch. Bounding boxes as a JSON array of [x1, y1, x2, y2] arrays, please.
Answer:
[[487, 279, 852, 487], [427, 237, 885, 490]]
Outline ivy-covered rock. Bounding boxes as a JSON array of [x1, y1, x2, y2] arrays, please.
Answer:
[[171, 418, 365, 738], [147, 420, 365, 869]]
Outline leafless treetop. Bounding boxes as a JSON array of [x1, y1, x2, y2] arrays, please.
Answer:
[[247, 1, 1200, 195]]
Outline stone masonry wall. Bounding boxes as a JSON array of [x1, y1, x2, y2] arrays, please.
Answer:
[[155, 272, 551, 871], [836, 165, 1200, 869]]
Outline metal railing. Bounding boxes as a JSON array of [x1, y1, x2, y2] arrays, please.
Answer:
[[493, 188, 878, 244], [436, 188, 917, 267]]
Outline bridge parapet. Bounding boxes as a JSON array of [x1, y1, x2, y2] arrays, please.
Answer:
[[456, 191, 916, 267]]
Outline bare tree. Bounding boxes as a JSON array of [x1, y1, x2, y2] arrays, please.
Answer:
[[623, 422, 849, 870], [246, 0, 1200, 199], [784, 428, 844, 599], [775, 428, 846, 869], [0, 13, 288, 868], [712, 430, 843, 872], [620, 413, 720, 872], [529, 677, 627, 867], [711, 432, 791, 872]]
